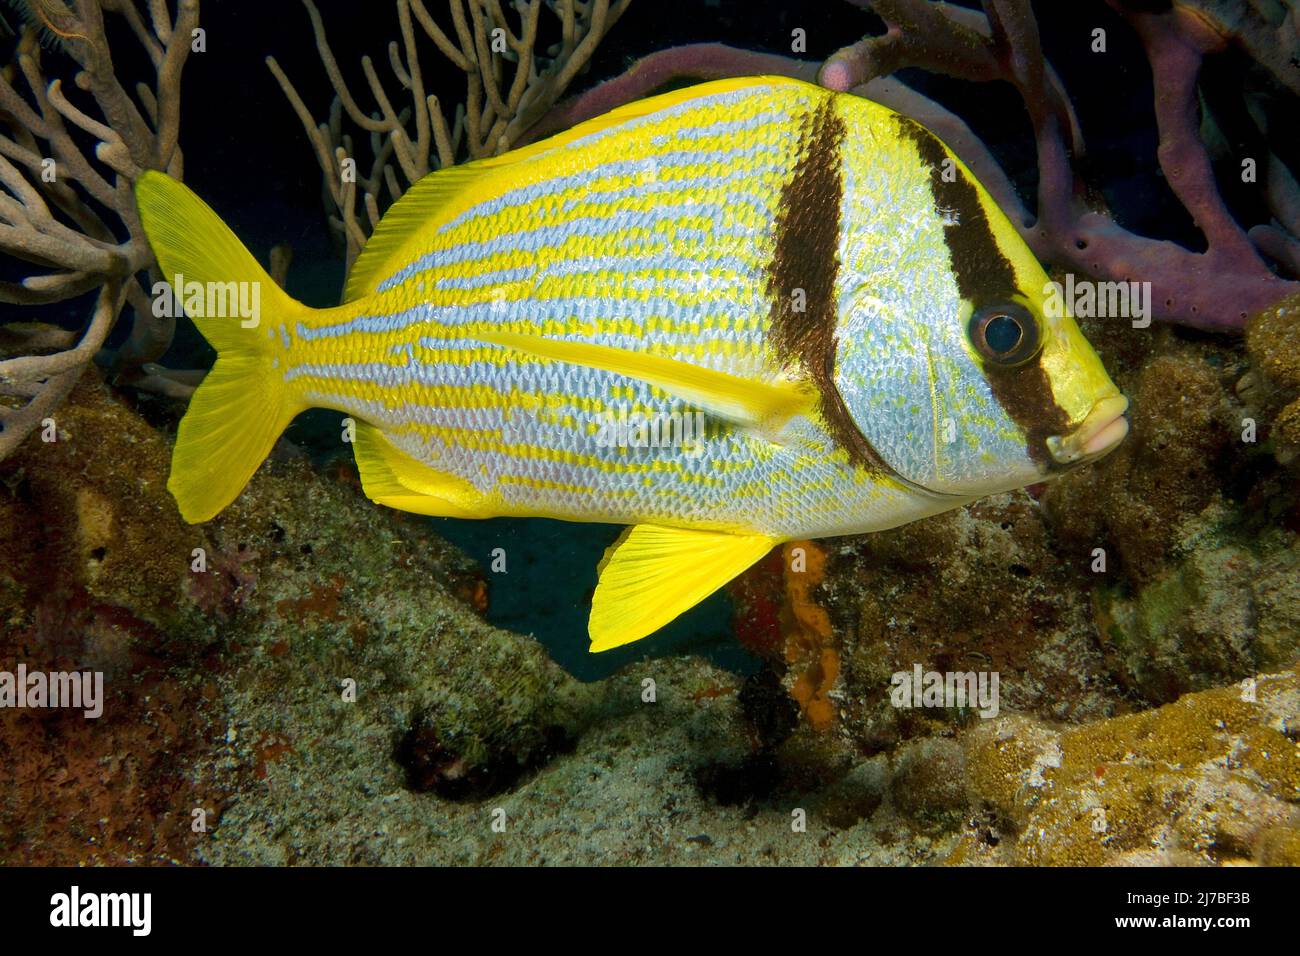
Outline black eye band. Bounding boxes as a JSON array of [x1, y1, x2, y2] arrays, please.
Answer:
[[969, 301, 1041, 367]]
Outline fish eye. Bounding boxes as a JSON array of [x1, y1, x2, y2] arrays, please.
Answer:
[[969, 302, 1040, 366]]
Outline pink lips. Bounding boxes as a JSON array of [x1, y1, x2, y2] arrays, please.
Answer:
[[1047, 394, 1130, 465], [1081, 414, 1129, 456]]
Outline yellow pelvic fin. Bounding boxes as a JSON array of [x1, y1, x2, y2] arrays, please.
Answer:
[[352, 421, 488, 519], [343, 75, 814, 303], [134, 171, 307, 524], [589, 524, 779, 653], [477, 329, 813, 433]]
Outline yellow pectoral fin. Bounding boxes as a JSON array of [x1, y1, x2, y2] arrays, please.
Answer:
[[475, 329, 813, 434], [352, 422, 489, 519], [589, 524, 779, 653]]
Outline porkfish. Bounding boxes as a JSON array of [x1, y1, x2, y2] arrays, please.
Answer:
[[134, 76, 1129, 653]]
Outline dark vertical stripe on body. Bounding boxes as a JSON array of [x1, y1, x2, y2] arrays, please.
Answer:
[[893, 115, 1018, 302], [766, 98, 896, 478], [893, 115, 1070, 468]]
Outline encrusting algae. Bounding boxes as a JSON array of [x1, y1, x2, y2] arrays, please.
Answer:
[[1246, 292, 1300, 462], [955, 669, 1300, 866]]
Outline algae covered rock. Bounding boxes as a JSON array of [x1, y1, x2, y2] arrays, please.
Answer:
[[889, 737, 967, 833], [806, 757, 888, 829], [1, 374, 227, 863], [1245, 292, 1300, 461], [1038, 325, 1300, 707], [1085, 510, 1300, 702], [821, 491, 1122, 753], [963, 714, 1064, 833], [1254, 549, 1300, 669], [4, 351, 1297, 868], [0, 373, 210, 659], [1092, 543, 1257, 700], [0, 372, 585, 862], [1042, 344, 1236, 585], [959, 668, 1300, 866]]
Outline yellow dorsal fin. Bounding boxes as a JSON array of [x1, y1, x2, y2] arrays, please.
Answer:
[[476, 329, 813, 433], [343, 75, 813, 302], [343, 162, 494, 302], [590, 524, 778, 652], [468, 75, 809, 168], [352, 420, 488, 518]]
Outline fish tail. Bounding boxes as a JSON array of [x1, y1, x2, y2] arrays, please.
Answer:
[[135, 171, 307, 524]]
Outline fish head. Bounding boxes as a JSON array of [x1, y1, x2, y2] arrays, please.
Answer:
[[831, 111, 1127, 499], [905, 290, 1129, 498]]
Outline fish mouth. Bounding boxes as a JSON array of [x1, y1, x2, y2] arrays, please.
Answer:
[[1046, 394, 1130, 465]]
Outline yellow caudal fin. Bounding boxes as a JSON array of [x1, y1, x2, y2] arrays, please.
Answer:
[[134, 171, 308, 523], [476, 329, 813, 434], [589, 524, 779, 652]]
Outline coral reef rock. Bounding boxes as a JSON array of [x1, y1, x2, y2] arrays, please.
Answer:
[[954, 669, 1300, 866], [3, 363, 1297, 867]]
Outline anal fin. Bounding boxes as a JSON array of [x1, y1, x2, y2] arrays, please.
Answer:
[[352, 421, 487, 519], [589, 523, 779, 652]]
